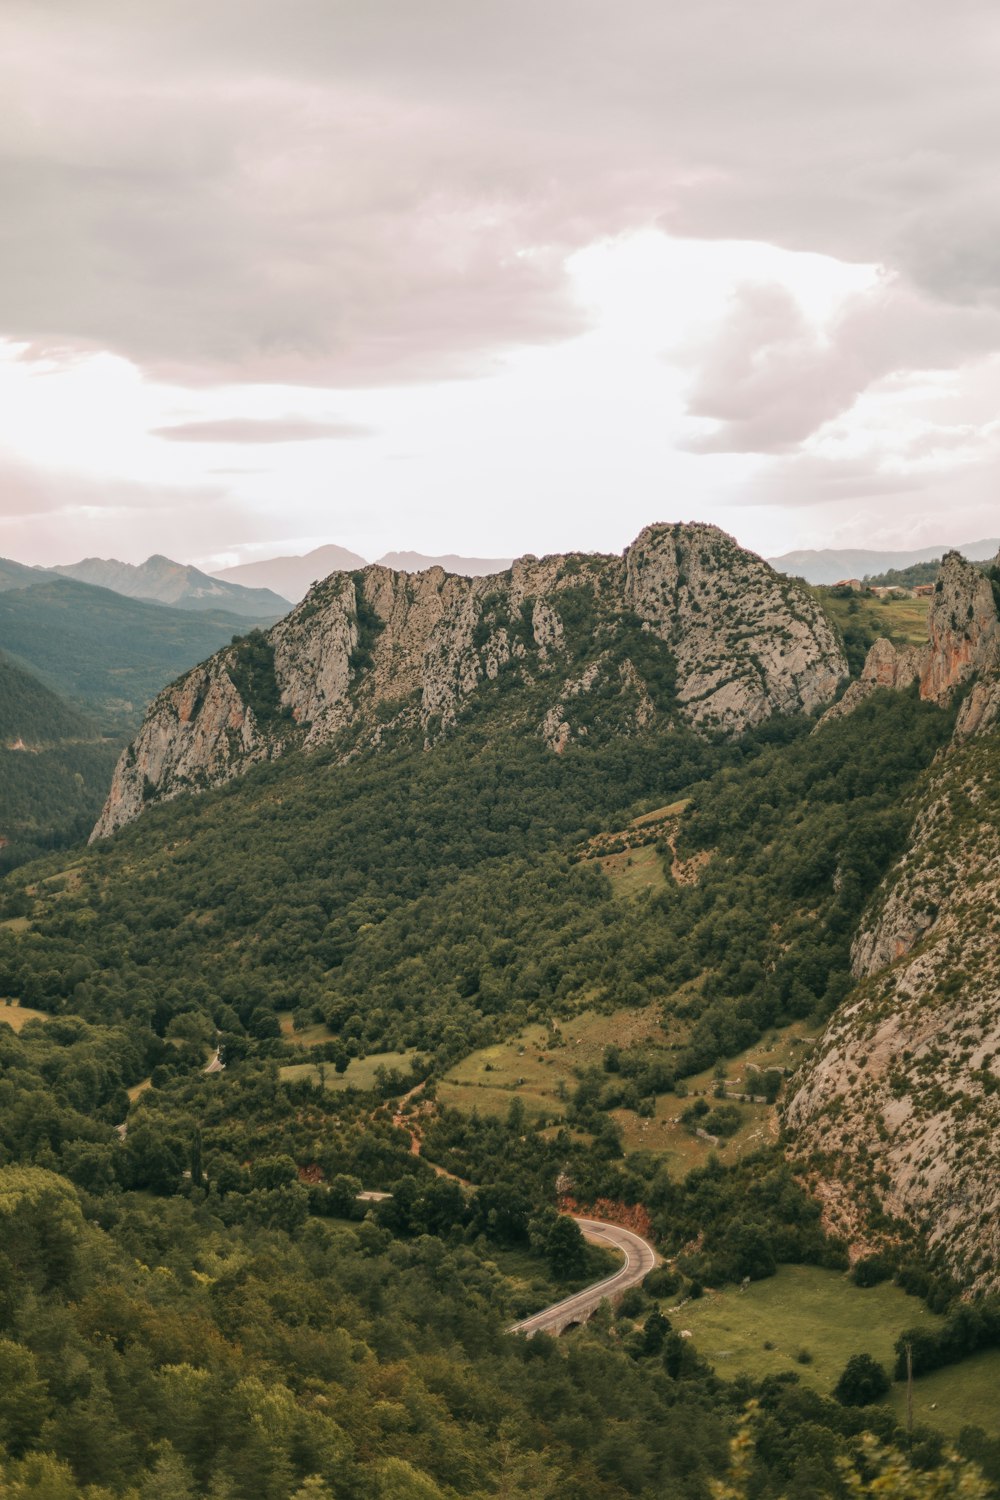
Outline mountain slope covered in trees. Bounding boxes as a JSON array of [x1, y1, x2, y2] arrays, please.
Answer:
[[1, 532, 999, 1496]]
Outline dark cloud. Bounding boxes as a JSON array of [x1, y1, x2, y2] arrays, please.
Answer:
[[3, 0, 1000, 392], [152, 418, 371, 443]]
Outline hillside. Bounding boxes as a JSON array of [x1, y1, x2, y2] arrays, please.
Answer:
[[2, 529, 998, 1495], [0, 556, 58, 591], [785, 550, 1000, 1290], [93, 522, 847, 837], [0, 578, 281, 730], [0, 652, 96, 745], [0, 653, 120, 872], [51, 553, 290, 616]]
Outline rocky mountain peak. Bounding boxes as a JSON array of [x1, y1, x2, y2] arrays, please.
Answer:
[[821, 548, 1000, 729], [91, 523, 847, 839]]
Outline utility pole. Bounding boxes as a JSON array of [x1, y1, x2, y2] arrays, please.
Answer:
[[905, 1340, 913, 1444]]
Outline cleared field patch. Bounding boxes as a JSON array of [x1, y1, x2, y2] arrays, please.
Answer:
[[279, 1050, 415, 1092], [127, 1076, 153, 1103], [885, 1347, 1000, 1439], [681, 1020, 817, 1099], [612, 1094, 773, 1171], [0, 999, 49, 1031], [616, 1021, 815, 1168], [0, 916, 32, 933], [440, 1006, 673, 1121], [678, 1264, 938, 1399], [440, 1013, 807, 1165], [631, 798, 690, 827], [675, 1262, 998, 1440], [599, 842, 667, 898], [871, 593, 931, 644], [817, 588, 931, 654], [277, 1011, 336, 1048]]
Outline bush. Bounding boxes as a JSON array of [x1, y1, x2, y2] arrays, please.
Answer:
[[833, 1352, 890, 1406]]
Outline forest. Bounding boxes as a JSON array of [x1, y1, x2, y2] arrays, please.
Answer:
[[0, 670, 997, 1495]]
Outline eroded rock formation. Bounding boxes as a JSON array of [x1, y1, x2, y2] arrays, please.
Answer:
[[92, 523, 847, 839]]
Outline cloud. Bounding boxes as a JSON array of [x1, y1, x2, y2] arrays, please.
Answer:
[[3, 0, 1000, 392], [0, 452, 264, 564], [151, 417, 372, 443], [679, 271, 1000, 452]]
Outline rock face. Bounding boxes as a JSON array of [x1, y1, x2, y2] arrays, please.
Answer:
[[784, 733, 1000, 1290], [820, 550, 1000, 726], [92, 523, 847, 839], [786, 551, 1000, 1290]]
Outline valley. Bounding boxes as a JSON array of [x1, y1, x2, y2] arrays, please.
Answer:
[[1, 527, 999, 1497]]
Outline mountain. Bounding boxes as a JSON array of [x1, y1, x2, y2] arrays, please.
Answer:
[[5, 524, 1000, 1489], [51, 553, 291, 616], [210, 543, 368, 602], [0, 578, 279, 729], [786, 550, 1000, 1289], [0, 556, 58, 591], [767, 538, 1000, 585], [374, 550, 515, 577], [0, 651, 119, 871], [92, 522, 847, 838], [210, 546, 517, 602]]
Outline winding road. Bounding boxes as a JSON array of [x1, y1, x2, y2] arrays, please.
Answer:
[[508, 1216, 659, 1337]]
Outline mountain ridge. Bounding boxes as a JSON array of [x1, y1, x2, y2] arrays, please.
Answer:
[[211, 545, 517, 602], [767, 538, 1000, 585], [92, 522, 847, 839], [51, 553, 290, 617]]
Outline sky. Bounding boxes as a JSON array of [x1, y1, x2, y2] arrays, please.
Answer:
[[2, 0, 1000, 570]]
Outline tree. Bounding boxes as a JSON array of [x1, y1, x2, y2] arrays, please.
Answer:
[[833, 1352, 891, 1406]]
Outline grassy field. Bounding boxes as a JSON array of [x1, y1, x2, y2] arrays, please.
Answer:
[[673, 1263, 999, 1439], [279, 1050, 416, 1092], [817, 589, 931, 650], [597, 841, 668, 898], [277, 1011, 337, 1048], [0, 999, 49, 1031], [441, 1013, 813, 1172], [439, 1006, 672, 1121], [581, 797, 696, 899]]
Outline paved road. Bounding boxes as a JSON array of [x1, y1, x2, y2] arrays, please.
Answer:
[[508, 1216, 659, 1337]]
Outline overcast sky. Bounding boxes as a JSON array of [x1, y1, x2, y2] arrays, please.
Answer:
[[3, 0, 1000, 568]]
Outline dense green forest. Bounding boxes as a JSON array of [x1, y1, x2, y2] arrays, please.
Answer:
[[1, 653, 996, 1493]]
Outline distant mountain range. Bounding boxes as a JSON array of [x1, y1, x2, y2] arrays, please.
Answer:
[[766, 538, 1000, 584], [211, 546, 516, 602], [0, 578, 278, 730], [211, 545, 368, 601], [50, 554, 290, 617]]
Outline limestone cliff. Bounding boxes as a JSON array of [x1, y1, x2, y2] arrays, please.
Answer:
[[784, 731, 1000, 1290], [92, 523, 846, 839], [785, 550, 1000, 1290], [820, 550, 1000, 726]]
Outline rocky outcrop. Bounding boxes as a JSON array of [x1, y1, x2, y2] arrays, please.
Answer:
[[820, 550, 1000, 727], [819, 637, 922, 724], [92, 523, 847, 839], [786, 725, 1000, 1291], [624, 525, 845, 731]]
